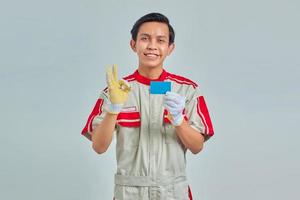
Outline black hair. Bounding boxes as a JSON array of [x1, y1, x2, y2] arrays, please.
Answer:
[[130, 12, 175, 45]]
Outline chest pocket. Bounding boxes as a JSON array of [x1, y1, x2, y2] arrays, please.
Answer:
[[116, 111, 141, 149]]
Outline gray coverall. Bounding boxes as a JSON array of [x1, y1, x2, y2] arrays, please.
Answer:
[[82, 69, 214, 200]]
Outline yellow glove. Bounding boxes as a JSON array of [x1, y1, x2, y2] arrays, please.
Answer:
[[105, 65, 131, 114]]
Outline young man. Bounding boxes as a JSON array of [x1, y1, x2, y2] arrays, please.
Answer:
[[81, 13, 214, 200]]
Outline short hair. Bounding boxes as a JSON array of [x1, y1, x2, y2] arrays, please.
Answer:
[[130, 12, 175, 45]]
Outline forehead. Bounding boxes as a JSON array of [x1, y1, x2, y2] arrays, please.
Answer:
[[137, 22, 169, 38]]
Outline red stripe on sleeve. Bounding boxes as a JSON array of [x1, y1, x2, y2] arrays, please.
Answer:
[[81, 99, 104, 135], [197, 96, 214, 136], [196, 100, 208, 134], [188, 185, 193, 200]]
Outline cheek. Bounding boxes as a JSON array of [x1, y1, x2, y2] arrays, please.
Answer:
[[137, 49, 145, 56], [135, 44, 146, 54], [161, 47, 170, 56]]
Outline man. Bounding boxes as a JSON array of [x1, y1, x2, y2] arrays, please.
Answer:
[[81, 12, 214, 200]]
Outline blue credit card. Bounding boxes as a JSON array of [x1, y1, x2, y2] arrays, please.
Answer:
[[150, 81, 171, 94]]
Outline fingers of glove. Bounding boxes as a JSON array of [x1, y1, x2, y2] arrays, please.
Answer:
[[106, 70, 114, 89], [164, 104, 173, 112], [164, 97, 180, 105], [106, 66, 118, 89], [165, 93, 185, 104], [108, 74, 117, 89], [166, 91, 177, 96], [164, 96, 185, 108], [164, 99, 180, 108], [112, 64, 118, 81], [118, 79, 131, 92], [164, 97, 182, 107], [164, 104, 181, 116], [165, 91, 183, 99]]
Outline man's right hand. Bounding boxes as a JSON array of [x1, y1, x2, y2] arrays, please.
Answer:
[[105, 65, 131, 114]]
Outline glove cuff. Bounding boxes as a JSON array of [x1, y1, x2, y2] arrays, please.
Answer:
[[106, 103, 123, 115]]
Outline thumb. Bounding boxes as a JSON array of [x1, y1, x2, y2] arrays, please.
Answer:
[[118, 79, 131, 92]]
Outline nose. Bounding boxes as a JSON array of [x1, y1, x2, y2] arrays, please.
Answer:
[[147, 39, 157, 50]]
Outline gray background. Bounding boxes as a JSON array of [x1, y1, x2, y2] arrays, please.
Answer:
[[1, 0, 299, 199]]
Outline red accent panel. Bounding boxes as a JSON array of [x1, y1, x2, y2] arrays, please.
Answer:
[[117, 112, 140, 120], [164, 116, 171, 123], [164, 109, 168, 115], [81, 99, 104, 135], [163, 109, 188, 123], [198, 96, 214, 136], [133, 69, 168, 85], [188, 185, 193, 200], [123, 73, 136, 81], [163, 109, 171, 123], [117, 111, 141, 127]]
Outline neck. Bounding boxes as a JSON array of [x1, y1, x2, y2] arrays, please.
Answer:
[[137, 66, 163, 79]]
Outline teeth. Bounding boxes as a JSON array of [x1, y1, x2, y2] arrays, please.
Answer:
[[145, 53, 158, 57]]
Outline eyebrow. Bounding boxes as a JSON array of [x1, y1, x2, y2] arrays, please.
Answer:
[[139, 33, 168, 39]]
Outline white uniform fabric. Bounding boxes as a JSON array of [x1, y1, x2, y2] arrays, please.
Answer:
[[82, 69, 214, 200]]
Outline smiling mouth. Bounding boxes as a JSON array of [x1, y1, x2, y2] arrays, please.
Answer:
[[144, 53, 160, 58]]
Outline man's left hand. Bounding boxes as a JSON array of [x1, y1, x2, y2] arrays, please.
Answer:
[[163, 91, 186, 126]]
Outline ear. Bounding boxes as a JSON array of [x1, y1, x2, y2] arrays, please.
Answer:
[[167, 43, 175, 56], [130, 39, 137, 52]]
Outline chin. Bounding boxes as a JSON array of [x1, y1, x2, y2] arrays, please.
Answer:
[[141, 61, 162, 69], [142, 64, 162, 69]]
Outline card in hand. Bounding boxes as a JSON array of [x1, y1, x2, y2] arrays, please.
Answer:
[[150, 81, 171, 94]]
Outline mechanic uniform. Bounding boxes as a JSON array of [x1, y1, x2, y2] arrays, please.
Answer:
[[81, 69, 214, 200]]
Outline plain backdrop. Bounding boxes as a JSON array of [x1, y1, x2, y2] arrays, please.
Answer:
[[1, 0, 299, 199]]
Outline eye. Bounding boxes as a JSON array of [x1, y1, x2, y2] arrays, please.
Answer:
[[158, 39, 166, 43], [141, 37, 148, 41]]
